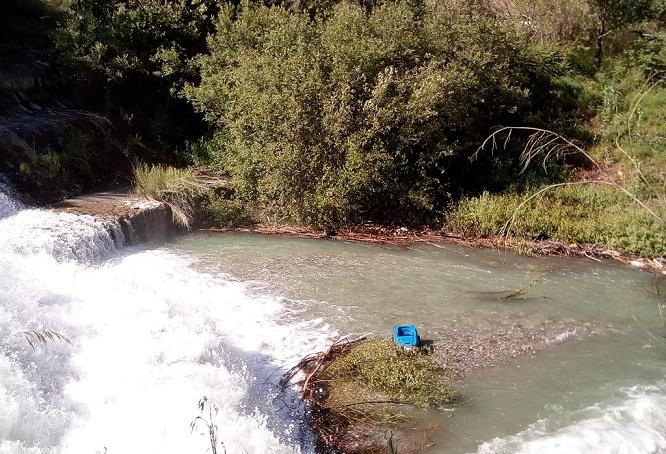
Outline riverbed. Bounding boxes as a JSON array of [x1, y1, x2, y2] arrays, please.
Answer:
[[1, 188, 664, 453]]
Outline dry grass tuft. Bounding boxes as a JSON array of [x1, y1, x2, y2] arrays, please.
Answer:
[[133, 163, 209, 228], [21, 330, 72, 351]]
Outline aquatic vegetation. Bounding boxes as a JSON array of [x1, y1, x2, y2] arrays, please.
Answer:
[[282, 337, 455, 452], [321, 339, 454, 407]]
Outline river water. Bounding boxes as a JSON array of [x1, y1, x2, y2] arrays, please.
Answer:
[[1, 187, 665, 453]]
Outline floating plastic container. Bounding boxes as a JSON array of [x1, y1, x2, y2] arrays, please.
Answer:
[[393, 324, 420, 348]]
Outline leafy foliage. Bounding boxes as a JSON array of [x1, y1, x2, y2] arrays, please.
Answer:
[[187, 1, 583, 226], [206, 196, 256, 227], [53, 0, 220, 154], [447, 69, 666, 258]]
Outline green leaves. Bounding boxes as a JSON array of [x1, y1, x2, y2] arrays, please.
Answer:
[[186, 1, 567, 226], [588, 0, 657, 29]]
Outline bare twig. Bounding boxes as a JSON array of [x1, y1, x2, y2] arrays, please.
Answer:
[[191, 397, 226, 454]]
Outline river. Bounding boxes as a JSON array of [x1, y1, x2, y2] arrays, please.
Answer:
[[1, 186, 665, 453]]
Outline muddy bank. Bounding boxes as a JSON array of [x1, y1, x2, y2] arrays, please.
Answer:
[[203, 223, 666, 275]]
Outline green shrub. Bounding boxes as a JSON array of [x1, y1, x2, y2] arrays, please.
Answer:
[[53, 0, 219, 155], [186, 1, 584, 226], [206, 196, 256, 227], [483, 0, 593, 44]]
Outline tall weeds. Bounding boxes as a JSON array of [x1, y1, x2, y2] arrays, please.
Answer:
[[133, 163, 208, 228], [472, 126, 665, 238]]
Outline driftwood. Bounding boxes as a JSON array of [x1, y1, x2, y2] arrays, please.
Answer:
[[280, 336, 381, 452]]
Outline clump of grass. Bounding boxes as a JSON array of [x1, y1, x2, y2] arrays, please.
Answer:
[[321, 339, 454, 407], [447, 186, 665, 258], [133, 163, 208, 228], [321, 339, 454, 408], [282, 338, 455, 453]]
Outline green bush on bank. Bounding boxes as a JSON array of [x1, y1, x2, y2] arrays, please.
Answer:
[[447, 188, 665, 257], [186, 0, 585, 227], [206, 196, 256, 227]]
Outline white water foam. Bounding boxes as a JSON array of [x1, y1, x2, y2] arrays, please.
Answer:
[[0, 188, 335, 453], [0, 182, 22, 219], [477, 384, 666, 454], [0, 210, 122, 262]]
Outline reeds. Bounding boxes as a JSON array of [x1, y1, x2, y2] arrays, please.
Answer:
[[21, 329, 72, 351]]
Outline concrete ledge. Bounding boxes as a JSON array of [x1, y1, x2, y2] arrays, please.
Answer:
[[53, 191, 174, 245]]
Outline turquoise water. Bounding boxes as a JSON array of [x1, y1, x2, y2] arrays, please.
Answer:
[[171, 232, 666, 453]]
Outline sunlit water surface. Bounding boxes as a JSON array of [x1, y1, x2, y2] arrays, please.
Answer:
[[172, 232, 666, 454]]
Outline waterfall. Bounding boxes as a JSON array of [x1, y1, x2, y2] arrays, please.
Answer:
[[0, 186, 332, 453]]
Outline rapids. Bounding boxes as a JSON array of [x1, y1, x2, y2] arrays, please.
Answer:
[[0, 187, 333, 453]]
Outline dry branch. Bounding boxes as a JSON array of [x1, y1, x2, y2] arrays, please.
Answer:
[[472, 126, 665, 233]]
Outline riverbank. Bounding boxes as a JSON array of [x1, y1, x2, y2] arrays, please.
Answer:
[[202, 223, 666, 275]]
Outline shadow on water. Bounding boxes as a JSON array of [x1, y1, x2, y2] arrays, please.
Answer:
[[202, 338, 318, 452]]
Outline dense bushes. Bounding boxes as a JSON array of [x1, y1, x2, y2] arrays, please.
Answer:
[[19, 0, 665, 256], [53, 0, 221, 157], [186, 1, 583, 226]]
